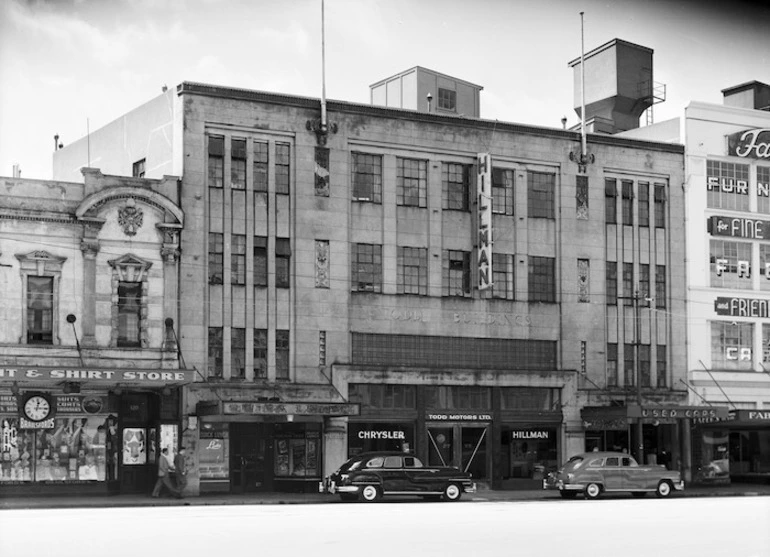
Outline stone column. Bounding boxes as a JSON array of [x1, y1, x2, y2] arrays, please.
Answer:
[[323, 417, 348, 477], [79, 230, 101, 347]]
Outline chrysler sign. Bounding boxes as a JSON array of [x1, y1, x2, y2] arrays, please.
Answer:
[[728, 128, 770, 159]]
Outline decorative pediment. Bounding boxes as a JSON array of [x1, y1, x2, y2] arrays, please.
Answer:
[[15, 250, 67, 274], [108, 253, 153, 282]]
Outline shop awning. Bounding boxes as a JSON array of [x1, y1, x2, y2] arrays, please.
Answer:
[[197, 400, 360, 419], [582, 404, 731, 430], [0, 365, 195, 388]]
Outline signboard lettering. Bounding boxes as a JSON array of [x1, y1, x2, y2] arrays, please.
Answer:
[[510, 430, 550, 440], [714, 297, 770, 317], [477, 153, 493, 290], [627, 405, 729, 420], [357, 431, 406, 440], [427, 413, 493, 422], [728, 128, 770, 159], [0, 366, 193, 385], [708, 216, 770, 240], [223, 402, 360, 416]]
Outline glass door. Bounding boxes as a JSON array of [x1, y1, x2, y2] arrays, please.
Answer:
[[426, 425, 488, 480], [427, 427, 453, 467], [461, 426, 487, 478]]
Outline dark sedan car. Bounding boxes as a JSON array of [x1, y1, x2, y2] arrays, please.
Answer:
[[319, 451, 476, 502]]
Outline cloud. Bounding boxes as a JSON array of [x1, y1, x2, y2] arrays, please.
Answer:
[[252, 20, 311, 57]]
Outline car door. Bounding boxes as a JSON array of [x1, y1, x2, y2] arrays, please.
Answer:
[[381, 455, 405, 493], [403, 455, 433, 492], [622, 456, 646, 490], [602, 456, 624, 490]]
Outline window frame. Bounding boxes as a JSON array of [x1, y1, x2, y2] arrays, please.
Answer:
[[231, 234, 246, 285], [276, 329, 290, 380], [275, 238, 291, 289], [396, 157, 428, 208], [492, 167, 514, 216], [208, 135, 224, 189], [397, 246, 428, 295], [527, 171, 556, 219], [116, 281, 142, 348], [437, 88, 456, 112], [275, 142, 291, 195], [209, 232, 224, 285], [442, 162, 471, 211], [352, 243, 383, 293], [442, 249, 471, 297], [528, 255, 556, 303], [352, 152, 383, 203]]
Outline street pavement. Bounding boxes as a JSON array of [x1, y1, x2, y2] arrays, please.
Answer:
[[2, 481, 769, 510]]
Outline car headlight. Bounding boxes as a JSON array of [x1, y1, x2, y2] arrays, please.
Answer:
[[340, 474, 349, 482], [567, 473, 574, 481]]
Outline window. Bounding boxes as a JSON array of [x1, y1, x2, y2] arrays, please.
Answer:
[[231, 138, 246, 189], [527, 171, 555, 218], [639, 264, 650, 299], [606, 262, 617, 305], [208, 135, 224, 188], [315, 147, 330, 196], [397, 158, 427, 207], [231, 328, 245, 378], [607, 343, 618, 387], [711, 322, 753, 371], [442, 162, 471, 211], [710, 240, 751, 289], [605, 178, 617, 224], [208, 327, 223, 377], [254, 329, 267, 379], [654, 184, 666, 228], [621, 180, 633, 225], [758, 166, 770, 214], [443, 250, 471, 297], [438, 87, 456, 111], [209, 233, 223, 284], [655, 265, 667, 309], [132, 159, 146, 178], [397, 246, 428, 295], [760, 244, 770, 291], [707, 160, 749, 211], [656, 345, 667, 388], [352, 153, 382, 203], [117, 282, 142, 347], [275, 142, 290, 194], [492, 168, 514, 215], [276, 238, 290, 288], [254, 236, 267, 287], [638, 182, 650, 227], [606, 457, 620, 467], [231, 235, 246, 285], [352, 243, 382, 292], [576, 175, 588, 219], [639, 344, 651, 387], [276, 329, 290, 379], [26, 276, 53, 344], [624, 343, 635, 386], [492, 253, 515, 300], [622, 263, 633, 306], [253, 141, 269, 192], [384, 456, 402, 468], [528, 256, 555, 303]]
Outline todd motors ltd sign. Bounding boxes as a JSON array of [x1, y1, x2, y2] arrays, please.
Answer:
[[728, 128, 770, 160]]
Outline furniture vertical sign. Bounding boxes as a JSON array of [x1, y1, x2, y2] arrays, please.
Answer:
[[477, 153, 492, 290]]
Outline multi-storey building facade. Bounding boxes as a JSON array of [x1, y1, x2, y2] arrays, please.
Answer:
[[0, 169, 189, 495], [622, 81, 770, 483], [51, 56, 687, 494]]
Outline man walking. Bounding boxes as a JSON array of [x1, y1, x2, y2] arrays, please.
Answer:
[[151, 447, 182, 498], [173, 446, 188, 493]]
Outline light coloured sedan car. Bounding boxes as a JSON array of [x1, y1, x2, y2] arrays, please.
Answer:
[[543, 451, 684, 499]]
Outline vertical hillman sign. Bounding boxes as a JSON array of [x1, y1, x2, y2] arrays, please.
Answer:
[[477, 153, 493, 290], [728, 128, 770, 159]]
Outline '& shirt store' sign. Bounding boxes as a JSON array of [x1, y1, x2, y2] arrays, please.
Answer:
[[0, 366, 194, 386]]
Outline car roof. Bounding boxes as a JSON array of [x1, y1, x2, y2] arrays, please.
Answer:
[[351, 451, 415, 459], [572, 451, 634, 459]]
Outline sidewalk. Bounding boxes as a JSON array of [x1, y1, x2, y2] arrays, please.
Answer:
[[2, 482, 769, 510]]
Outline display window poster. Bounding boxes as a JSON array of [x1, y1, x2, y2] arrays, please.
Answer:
[[160, 424, 178, 463], [122, 427, 146, 465], [199, 426, 229, 480]]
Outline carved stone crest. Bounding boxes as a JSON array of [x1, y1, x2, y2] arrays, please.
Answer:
[[118, 198, 144, 236]]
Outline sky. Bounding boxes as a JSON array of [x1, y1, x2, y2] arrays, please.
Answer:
[[0, 0, 768, 181]]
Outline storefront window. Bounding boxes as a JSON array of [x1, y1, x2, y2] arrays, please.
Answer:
[[273, 424, 320, 478], [348, 422, 414, 457], [199, 423, 229, 481], [711, 321, 753, 371], [693, 428, 730, 484], [500, 388, 560, 411], [501, 427, 558, 479]]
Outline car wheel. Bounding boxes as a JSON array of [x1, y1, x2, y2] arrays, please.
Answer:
[[339, 494, 357, 502], [442, 483, 462, 502], [631, 492, 646, 498], [559, 491, 578, 499], [360, 485, 381, 502], [655, 481, 672, 498], [584, 483, 602, 500]]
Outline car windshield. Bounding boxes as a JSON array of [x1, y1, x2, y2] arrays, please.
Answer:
[[337, 457, 364, 473], [562, 456, 584, 471]]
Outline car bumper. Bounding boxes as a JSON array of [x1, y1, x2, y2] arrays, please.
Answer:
[[318, 479, 359, 495], [543, 479, 584, 492]]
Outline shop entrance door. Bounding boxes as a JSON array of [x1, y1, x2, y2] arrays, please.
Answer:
[[118, 393, 158, 494], [427, 424, 488, 480], [230, 423, 271, 493]]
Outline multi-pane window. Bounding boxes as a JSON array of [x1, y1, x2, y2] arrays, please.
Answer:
[[576, 175, 589, 219], [397, 246, 428, 295], [758, 166, 770, 214], [528, 256, 556, 302], [760, 244, 770, 291], [492, 253, 515, 300], [254, 329, 267, 379], [442, 250, 471, 297], [527, 171, 555, 219], [208, 135, 224, 188], [442, 163, 471, 211], [209, 232, 224, 284], [706, 160, 750, 211], [397, 158, 427, 207], [26, 276, 53, 345], [710, 239, 752, 289], [607, 343, 618, 387], [208, 327, 223, 377], [253, 141, 269, 192], [639, 344, 651, 387], [624, 343, 635, 386], [276, 330, 290, 379], [621, 180, 634, 225], [655, 265, 667, 309], [275, 143, 290, 194], [352, 153, 382, 203], [639, 264, 650, 299], [132, 159, 146, 178], [656, 345, 667, 387], [117, 282, 141, 347], [352, 243, 382, 292], [438, 88, 456, 111], [711, 321, 753, 371], [606, 262, 617, 305], [231, 328, 246, 378], [492, 168, 514, 215], [654, 184, 666, 228], [254, 237, 268, 287], [231, 235, 246, 285], [231, 138, 247, 189], [622, 263, 633, 306], [638, 182, 650, 227], [275, 238, 291, 288], [605, 179, 617, 224]]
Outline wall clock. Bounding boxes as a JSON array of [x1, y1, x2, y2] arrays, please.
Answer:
[[22, 392, 53, 422]]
